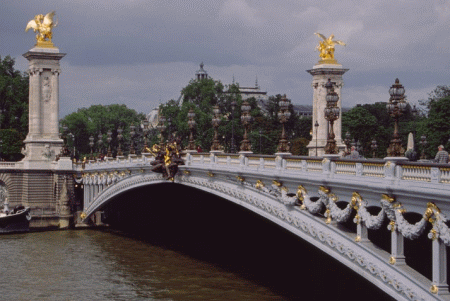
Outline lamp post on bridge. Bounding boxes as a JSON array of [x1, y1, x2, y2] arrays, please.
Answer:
[[240, 101, 252, 153], [386, 78, 407, 157], [89, 135, 95, 161], [106, 130, 113, 158], [277, 94, 291, 153], [187, 109, 196, 151], [344, 131, 351, 156], [142, 118, 150, 153], [420, 135, 427, 160], [97, 132, 103, 160], [69, 133, 76, 160], [230, 101, 237, 153], [156, 114, 166, 148], [211, 105, 222, 152], [259, 129, 262, 154], [60, 126, 71, 158], [324, 79, 340, 155], [129, 125, 136, 155], [371, 139, 378, 158], [117, 127, 124, 157]]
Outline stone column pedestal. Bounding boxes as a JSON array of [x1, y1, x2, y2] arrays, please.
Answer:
[[306, 64, 348, 157], [21, 47, 66, 169]]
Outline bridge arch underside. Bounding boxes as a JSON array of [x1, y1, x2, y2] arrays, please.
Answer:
[[84, 174, 443, 301]]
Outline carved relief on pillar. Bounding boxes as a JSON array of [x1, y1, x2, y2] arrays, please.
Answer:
[[42, 76, 52, 102]]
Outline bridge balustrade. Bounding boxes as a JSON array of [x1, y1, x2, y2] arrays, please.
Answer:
[[0, 162, 18, 169]]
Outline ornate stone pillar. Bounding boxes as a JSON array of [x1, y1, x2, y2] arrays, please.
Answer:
[[22, 48, 66, 168], [306, 65, 348, 157], [431, 239, 449, 295], [390, 224, 406, 265], [356, 221, 369, 243]]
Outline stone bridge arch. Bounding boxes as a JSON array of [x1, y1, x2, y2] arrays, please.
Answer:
[[82, 171, 442, 301]]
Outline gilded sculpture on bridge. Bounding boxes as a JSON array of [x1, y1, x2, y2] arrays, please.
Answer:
[[25, 11, 58, 48], [314, 33, 346, 65], [148, 139, 184, 181]]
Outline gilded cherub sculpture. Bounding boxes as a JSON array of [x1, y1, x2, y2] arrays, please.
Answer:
[[25, 11, 57, 48], [314, 33, 346, 64]]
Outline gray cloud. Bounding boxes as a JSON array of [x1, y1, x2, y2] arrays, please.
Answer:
[[2, 0, 450, 116]]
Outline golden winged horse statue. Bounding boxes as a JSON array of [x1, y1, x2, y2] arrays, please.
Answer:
[[25, 11, 58, 47], [314, 33, 346, 64]]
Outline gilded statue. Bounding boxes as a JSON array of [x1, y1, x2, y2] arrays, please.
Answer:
[[25, 11, 57, 47], [314, 33, 346, 64], [149, 138, 184, 181]]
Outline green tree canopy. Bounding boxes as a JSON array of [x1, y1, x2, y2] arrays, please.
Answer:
[[161, 79, 250, 152], [419, 96, 450, 158], [0, 55, 29, 160], [60, 104, 146, 158]]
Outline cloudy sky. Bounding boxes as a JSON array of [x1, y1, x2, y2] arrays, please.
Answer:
[[2, 0, 450, 117]]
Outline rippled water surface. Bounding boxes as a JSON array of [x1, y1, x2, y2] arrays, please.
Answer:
[[1, 184, 397, 301], [1, 230, 288, 301]]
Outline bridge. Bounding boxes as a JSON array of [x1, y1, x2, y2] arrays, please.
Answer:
[[79, 151, 450, 301], [6, 25, 450, 301]]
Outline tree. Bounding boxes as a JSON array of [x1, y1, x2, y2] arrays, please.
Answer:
[[342, 106, 379, 157], [0, 55, 29, 160], [419, 85, 450, 112], [342, 103, 417, 158], [419, 96, 450, 158], [160, 79, 249, 152], [60, 104, 146, 159]]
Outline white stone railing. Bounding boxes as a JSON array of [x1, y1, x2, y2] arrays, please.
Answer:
[[361, 162, 385, 177], [181, 153, 450, 185], [0, 162, 18, 169], [81, 153, 450, 187]]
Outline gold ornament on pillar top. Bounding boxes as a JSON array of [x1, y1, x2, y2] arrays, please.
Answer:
[[25, 11, 58, 48], [314, 33, 346, 65]]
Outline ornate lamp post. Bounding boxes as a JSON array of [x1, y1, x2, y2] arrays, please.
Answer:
[[156, 114, 166, 148], [117, 127, 124, 157], [89, 135, 95, 160], [106, 130, 113, 158], [259, 129, 263, 154], [344, 131, 351, 155], [187, 109, 196, 151], [211, 105, 222, 151], [371, 139, 378, 158], [167, 118, 172, 139], [324, 79, 340, 154], [97, 132, 103, 159], [357, 140, 362, 155], [277, 94, 291, 153], [420, 135, 427, 160], [386, 78, 407, 157], [230, 101, 237, 153], [69, 133, 76, 159], [240, 101, 252, 152], [129, 125, 136, 155], [142, 118, 150, 152], [60, 125, 71, 157], [411, 104, 418, 142]]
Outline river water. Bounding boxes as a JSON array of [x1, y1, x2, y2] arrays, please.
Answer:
[[1, 184, 395, 300], [1, 230, 289, 301]]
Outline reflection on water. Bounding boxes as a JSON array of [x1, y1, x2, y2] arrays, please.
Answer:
[[0, 230, 284, 301]]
